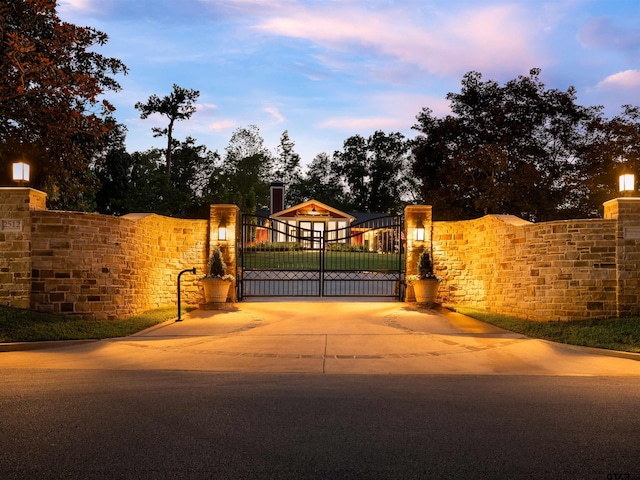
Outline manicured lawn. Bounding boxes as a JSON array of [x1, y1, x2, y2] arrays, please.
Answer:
[[455, 306, 640, 353], [242, 250, 404, 271], [0, 305, 187, 343]]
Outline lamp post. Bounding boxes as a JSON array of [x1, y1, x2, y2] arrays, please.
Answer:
[[12, 161, 30, 185], [619, 173, 635, 197]]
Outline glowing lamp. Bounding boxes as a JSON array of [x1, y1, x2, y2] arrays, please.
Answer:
[[415, 227, 425, 241], [218, 226, 227, 241], [619, 173, 635, 194], [12, 162, 30, 184]]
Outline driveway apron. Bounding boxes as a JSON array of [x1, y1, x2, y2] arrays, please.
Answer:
[[1, 301, 639, 375]]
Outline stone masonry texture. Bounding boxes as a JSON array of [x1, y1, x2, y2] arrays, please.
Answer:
[[3, 188, 640, 322]]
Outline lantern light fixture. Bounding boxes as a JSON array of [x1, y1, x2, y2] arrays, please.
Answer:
[[415, 227, 425, 241], [12, 161, 30, 184], [619, 173, 635, 196]]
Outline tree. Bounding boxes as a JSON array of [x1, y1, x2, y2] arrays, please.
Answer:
[[333, 134, 369, 209], [94, 122, 134, 215], [212, 125, 272, 214], [272, 130, 302, 203], [332, 131, 411, 213], [0, 0, 127, 209], [289, 152, 347, 209], [577, 105, 640, 215], [95, 135, 218, 218], [412, 69, 596, 221], [134, 84, 199, 175]]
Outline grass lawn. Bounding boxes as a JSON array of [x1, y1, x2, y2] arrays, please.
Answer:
[[0, 305, 188, 343], [454, 306, 640, 353], [242, 250, 404, 271]]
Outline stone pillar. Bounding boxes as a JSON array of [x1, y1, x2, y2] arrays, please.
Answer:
[[209, 204, 240, 303], [603, 197, 640, 317], [0, 188, 47, 309], [404, 205, 433, 301]]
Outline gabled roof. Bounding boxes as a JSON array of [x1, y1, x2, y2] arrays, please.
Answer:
[[271, 199, 355, 222]]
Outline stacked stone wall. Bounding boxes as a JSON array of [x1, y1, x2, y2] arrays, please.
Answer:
[[29, 211, 208, 320], [0, 188, 47, 308], [431, 215, 619, 321]]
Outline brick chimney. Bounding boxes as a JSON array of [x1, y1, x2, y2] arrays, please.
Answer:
[[270, 181, 285, 214]]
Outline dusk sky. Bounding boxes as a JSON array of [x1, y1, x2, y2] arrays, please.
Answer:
[[58, 0, 640, 166]]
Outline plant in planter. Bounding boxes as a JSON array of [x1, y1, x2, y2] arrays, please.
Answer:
[[408, 250, 440, 305], [201, 246, 234, 303]]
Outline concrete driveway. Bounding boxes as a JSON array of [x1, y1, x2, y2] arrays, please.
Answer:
[[2, 300, 640, 375]]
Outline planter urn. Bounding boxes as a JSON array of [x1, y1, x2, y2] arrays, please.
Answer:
[[412, 278, 440, 305], [201, 278, 231, 303]]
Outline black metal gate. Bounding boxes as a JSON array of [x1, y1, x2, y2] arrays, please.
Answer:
[[238, 214, 404, 299]]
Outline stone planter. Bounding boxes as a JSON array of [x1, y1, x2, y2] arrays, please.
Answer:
[[201, 278, 231, 303], [412, 278, 440, 305]]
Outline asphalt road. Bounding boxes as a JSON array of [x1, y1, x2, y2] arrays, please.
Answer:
[[2, 302, 640, 479], [2, 370, 640, 479]]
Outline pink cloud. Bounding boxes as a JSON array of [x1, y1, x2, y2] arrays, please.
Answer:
[[254, 3, 546, 77], [597, 70, 640, 90], [208, 120, 237, 131]]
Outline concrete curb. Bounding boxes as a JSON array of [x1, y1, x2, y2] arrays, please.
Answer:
[[0, 316, 183, 352], [0, 339, 98, 352]]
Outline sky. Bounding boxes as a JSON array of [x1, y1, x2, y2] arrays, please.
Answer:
[[57, 0, 640, 166]]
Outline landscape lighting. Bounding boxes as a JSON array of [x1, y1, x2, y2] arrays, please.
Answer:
[[12, 162, 30, 184]]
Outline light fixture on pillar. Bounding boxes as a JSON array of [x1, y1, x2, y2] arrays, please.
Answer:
[[414, 221, 425, 241], [218, 215, 228, 241], [12, 161, 30, 185], [619, 173, 635, 197]]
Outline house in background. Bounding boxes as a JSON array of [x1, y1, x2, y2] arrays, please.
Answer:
[[250, 181, 399, 252]]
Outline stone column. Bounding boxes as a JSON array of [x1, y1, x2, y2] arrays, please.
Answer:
[[209, 204, 240, 302], [0, 188, 47, 308], [603, 197, 640, 317], [404, 205, 433, 301]]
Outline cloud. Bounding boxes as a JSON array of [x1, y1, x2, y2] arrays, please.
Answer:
[[208, 120, 237, 131], [264, 107, 285, 123], [253, 2, 546, 77], [196, 103, 219, 113], [58, 0, 95, 11], [319, 116, 407, 132], [597, 70, 640, 90]]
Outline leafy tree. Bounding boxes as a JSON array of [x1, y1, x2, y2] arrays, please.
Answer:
[[0, 0, 127, 209], [333, 134, 369, 209], [94, 122, 134, 215], [272, 130, 302, 204], [134, 84, 199, 175], [289, 152, 348, 209], [332, 131, 411, 213], [212, 125, 272, 214], [366, 130, 411, 213], [577, 105, 640, 216], [412, 69, 597, 221], [95, 135, 218, 217]]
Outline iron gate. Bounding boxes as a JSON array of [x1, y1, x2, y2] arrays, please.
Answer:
[[238, 214, 404, 299]]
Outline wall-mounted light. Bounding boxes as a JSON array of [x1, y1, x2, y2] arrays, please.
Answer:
[[12, 161, 30, 184], [217, 214, 228, 241], [414, 226, 425, 241], [619, 173, 635, 196]]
